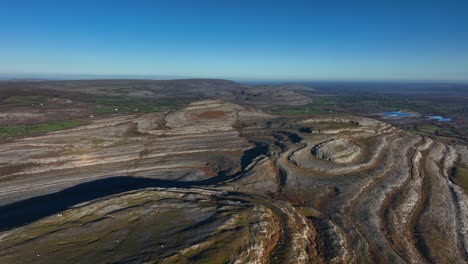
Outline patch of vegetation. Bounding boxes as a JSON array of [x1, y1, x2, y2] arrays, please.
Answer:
[[275, 107, 328, 115], [274, 99, 338, 116], [0, 121, 81, 139], [397, 124, 466, 143], [94, 97, 174, 114], [304, 93, 467, 118], [294, 206, 321, 218], [232, 119, 245, 130], [451, 163, 468, 194], [0, 163, 38, 176], [3, 96, 45, 106], [401, 124, 439, 135]]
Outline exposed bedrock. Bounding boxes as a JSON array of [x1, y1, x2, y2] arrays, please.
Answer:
[[0, 100, 467, 263], [311, 138, 361, 163], [0, 188, 279, 263]]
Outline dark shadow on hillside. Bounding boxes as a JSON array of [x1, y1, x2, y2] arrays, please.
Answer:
[[0, 142, 270, 232], [0, 177, 192, 232]]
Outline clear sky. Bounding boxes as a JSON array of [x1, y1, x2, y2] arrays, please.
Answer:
[[1, 0, 467, 81]]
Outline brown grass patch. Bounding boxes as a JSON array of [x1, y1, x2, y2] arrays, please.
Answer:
[[451, 162, 468, 194], [198, 166, 219, 177], [0, 163, 38, 177], [193, 111, 226, 120]]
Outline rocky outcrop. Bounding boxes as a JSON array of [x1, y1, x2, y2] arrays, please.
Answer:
[[0, 100, 467, 263], [311, 138, 361, 163]]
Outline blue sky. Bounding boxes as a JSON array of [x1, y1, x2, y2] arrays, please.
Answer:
[[1, 0, 467, 81]]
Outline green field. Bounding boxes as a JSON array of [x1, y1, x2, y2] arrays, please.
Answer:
[[3, 96, 45, 106], [273, 97, 337, 115], [396, 123, 465, 141], [452, 164, 468, 194], [94, 98, 173, 114], [0, 121, 81, 139], [273, 94, 465, 117]]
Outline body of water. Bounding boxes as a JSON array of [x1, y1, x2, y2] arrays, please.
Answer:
[[427, 116, 452, 122], [382, 111, 417, 117]]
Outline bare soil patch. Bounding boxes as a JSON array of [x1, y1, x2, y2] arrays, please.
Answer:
[[193, 111, 226, 120]]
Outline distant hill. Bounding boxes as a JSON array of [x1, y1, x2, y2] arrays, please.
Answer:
[[0, 78, 313, 107]]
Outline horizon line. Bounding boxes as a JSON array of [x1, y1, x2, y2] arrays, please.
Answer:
[[1, 72, 468, 84]]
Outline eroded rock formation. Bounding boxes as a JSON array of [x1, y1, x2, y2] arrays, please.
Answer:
[[0, 100, 467, 263]]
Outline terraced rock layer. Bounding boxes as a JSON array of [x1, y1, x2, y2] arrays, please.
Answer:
[[0, 100, 467, 263]]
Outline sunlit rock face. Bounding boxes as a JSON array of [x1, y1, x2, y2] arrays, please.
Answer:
[[312, 138, 361, 163], [0, 188, 287, 263], [0, 100, 467, 263]]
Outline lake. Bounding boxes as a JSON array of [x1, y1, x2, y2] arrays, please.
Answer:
[[428, 116, 452, 122], [382, 111, 417, 117]]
